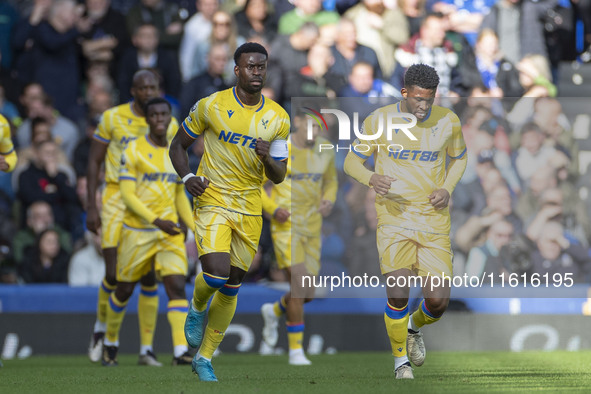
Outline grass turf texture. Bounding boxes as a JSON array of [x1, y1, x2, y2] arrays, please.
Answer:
[[1, 351, 590, 393]]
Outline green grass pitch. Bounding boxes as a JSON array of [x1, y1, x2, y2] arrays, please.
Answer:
[[2, 351, 590, 393]]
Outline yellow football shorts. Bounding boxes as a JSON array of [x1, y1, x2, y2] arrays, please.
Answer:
[[117, 226, 188, 282], [377, 225, 453, 277], [100, 183, 125, 249], [194, 206, 262, 272]]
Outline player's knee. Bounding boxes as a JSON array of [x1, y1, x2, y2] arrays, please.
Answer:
[[424, 298, 449, 317], [387, 298, 409, 309], [167, 283, 186, 300], [115, 284, 134, 302], [140, 272, 157, 287]]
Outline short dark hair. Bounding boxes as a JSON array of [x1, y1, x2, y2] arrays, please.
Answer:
[[521, 122, 542, 135], [144, 97, 171, 114], [233, 42, 268, 65], [404, 64, 440, 91], [31, 117, 49, 132]]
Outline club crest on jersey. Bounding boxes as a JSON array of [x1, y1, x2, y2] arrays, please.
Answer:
[[227, 109, 235, 118], [261, 119, 269, 129]]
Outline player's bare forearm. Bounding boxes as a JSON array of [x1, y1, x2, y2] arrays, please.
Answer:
[[86, 139, 108, 233], [169, 129, 194, 178], [262, 156, 287, 184], [254, 138, 286, 184], [87, 139, 108, 208], [175, 184, 194, 230]]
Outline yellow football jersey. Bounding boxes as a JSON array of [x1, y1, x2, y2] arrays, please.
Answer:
[[263, 137, 338, 236], [94, 102, 179, 184], [182, 87, 290, 216], [352, 102, 466, 235], [119, 135, 185, 229], [0, 114, 17, 172]]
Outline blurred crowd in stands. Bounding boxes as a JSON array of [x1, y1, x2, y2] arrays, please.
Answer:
[[0, 0, 590, 286]]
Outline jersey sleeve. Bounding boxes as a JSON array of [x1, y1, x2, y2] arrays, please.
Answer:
[[322, 151, 338, 203], [350, 110, 381, 161], [446, 112, 466, 159], [274, 111, 291, 141], [167, 116, 180, 141], [119, 143, 158, 224], [119, 144, 136, 182], [93, 110, 112, 144], [181, 99, 208, 140], [261, 184, 279, 216]]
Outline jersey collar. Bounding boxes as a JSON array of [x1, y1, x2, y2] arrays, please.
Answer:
[[232, 86, 265, 112]]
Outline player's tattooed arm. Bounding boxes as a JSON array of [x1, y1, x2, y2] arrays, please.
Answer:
[[255, 138, 287, 184], [170, 127, 209, 197]]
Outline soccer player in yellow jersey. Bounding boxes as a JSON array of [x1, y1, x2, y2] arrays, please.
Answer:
[[344, 64, 467, 379], [86, 70, 179, 365], [169, 42, 289, 382], [259, 113, 337, 365], [0, 114, 17, 173], [101, 98, 194, 367]]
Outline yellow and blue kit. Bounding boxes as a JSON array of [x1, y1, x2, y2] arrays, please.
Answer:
[[345, 102, 467, 276], [0, 114, 17, 172], [261, 137, 338, 275], [93, 102, 179, 248], [117, 135, 193, 282], [181, 87, 290, 271]]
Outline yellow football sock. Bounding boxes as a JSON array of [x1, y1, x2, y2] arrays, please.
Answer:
[[167, 299, 189, 349], [199, 284, 240, 359], [138, 284, 159, 348], [384, 302, 409, 358], [193, 272, 229, 312], [273, 296, 287, 317], [105, 293, 128, 345], [286, 322, 304, 351], [412, 299, 441, 329], [97, 278, 116, 326]]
